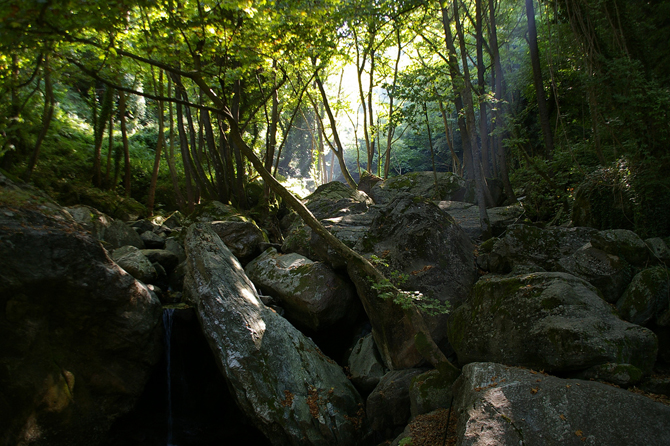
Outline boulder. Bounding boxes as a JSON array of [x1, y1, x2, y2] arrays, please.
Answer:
[[366, 369, 428, 441], [486, 224, 597, 273], [453, 362, 670, 446], [617, 266, 670, 326], [369, 171, 470, 205], [301, 181, 373, 220], [140, 248, 180, 274], [448, 272, 658, 374], [188, 200, 248, 223], [165, 237, 187, 264], [347, 334, 387, 394], [438, 201, 524, 240], [356, 171, 383, 196], [575, 362, 644, 387], [211, 220, 267, 265], [111, 246, 157, 284], [409, 369, 459, 419], [183, 224, 366, 446], [591, 229, 650, 266], [140, 230, 166, 249], [244, 248, 359, 331], [646, 237, 670, 265], [66, 204, 144, 249], [556, 243, 633, 303], [0, 183, 162, 446], [356, 194, 477, 351]]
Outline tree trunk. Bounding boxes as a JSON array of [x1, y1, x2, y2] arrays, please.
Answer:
[[489, 0, 516, 201], [104, 101, 114, 189], [476, 0, 491, 178], [25, 57, 55, 181], [440, 3, 475, 180], [423, 102, 439, 191], [453, 0, 492, 237], [93, 85, 114, 187], [526, 0, 554, 159], [147, 71, 165, 216], [118, 89, 132, 198], [166, 77, 186, 210], [315, 75, 358, 188]]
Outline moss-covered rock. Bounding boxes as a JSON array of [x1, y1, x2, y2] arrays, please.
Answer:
[[556, 244, 633, 303], [184, 225, 366, 445], [188, 200, 248, 223], [591, 229, 650, 266], [487, 224, 597, 274], [409, 369, 459, 419], [577, 363, 644, 387], [369, 171, 469, 205], [244, 248, 359, 331], [448, 272, 658, 374], [617, 266, 670, 326]]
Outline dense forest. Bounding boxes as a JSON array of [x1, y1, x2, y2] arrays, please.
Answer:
[[1, 0, 669, 236]]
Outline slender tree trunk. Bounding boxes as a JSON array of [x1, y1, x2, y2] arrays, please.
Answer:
[[315, 75, 358, 188], [93, 85, 114, 187], [147, 71, 165, 216], [104, 102, 114, 189], [25, 58, 55, 181], [526, 0, 554, 159], [175, 94, 196, 212], [384, 30, 402, 179], [440, 4, 475, 180], [166, 78, 186, 210], [476, 0, 491, 178], [453, 0, 492, 237], [232, 80, 247, 208], [437, 96, 461, 175], [423, 102, 439, 191], [489, 0, 516, 201], [118, 89, 132, 198]]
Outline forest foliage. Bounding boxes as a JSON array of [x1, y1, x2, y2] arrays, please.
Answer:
[[1, 0, 669, 236]]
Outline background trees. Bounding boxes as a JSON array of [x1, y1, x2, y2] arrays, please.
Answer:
[[1, 0, 668, 236]]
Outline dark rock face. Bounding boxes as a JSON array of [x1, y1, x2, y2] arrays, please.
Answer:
[[448, 272, 658, 374], [66, 204, 144, 249], [369, 172, 470, 205], [210, 220, 268, 265], [358, 195, 477, 352], [244, 248, 359, 331], [183, 224, 366, 446], [453, 362, 670, 446], [0, 186, 163, 446], [486, 224, 598, 273], [366, 369, 428, 441]]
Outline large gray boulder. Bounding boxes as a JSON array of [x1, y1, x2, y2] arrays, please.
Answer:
[[437, 201, 524, 239], [556, 243, 633, 303], [591, 229, 650, 266], [111, 245, 157, 284], [66, 204, 144, 249], [356, 194, 477, 351], [453, 362, 670, 446], [211, 220, 268, 265], [485, 224, 598, 273], [244, 248, 359, 331], [366, 369, 428, 441], [617, 266, 670, 326], [448, 272, 658, 374], [347, 334, 387, 394], [183, 224, 366, 446], [0, 179, 162, 446], [369, 171, 471, 205]]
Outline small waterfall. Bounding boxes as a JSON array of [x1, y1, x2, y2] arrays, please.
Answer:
[[163, 308, 175, 446]]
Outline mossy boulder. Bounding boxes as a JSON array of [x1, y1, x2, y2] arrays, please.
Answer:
[[369, 171, 469, 205], [210, 220, 268, 265], [576, 363, 644, 387], [184, 225, 366, 445], [617, 266, 670, 326], [409, 369, 459, 419], [591, 229, 650, 266], [645, 237, 670, 265], [347, 333, 387, 394], [111, 246, 157, 284], [0, 174, 162, 446], [188, 200, 248, 223], [302, 181, 373, 220], [453, 362, 670, 446], [486, 224, 597, 273], [244, 248, 359, 331], [447, 272, 658, 374], [355, 194, 477, 352], [556, 244, 633, 303], [366, 369, 428, 441], [66, 205, 144, 249]]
